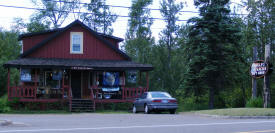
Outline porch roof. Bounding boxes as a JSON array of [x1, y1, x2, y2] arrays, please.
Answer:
[[3, 58, 153, 71]]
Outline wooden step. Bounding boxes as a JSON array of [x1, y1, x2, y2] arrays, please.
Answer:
[[70, 99, 95, 112]]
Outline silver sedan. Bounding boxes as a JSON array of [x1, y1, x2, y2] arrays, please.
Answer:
[[132, 91, 178, 114]]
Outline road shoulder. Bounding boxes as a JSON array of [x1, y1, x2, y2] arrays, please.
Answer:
[[195, 113, 275, 119]]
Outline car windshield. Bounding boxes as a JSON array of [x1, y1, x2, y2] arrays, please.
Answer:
[[150, 92, 171, 98]]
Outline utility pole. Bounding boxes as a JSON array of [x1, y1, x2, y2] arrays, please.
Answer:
[[263, 44, 270, 108], [252, 46, 257, 99]]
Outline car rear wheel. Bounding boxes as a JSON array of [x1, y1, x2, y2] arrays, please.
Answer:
[[132, 105, 137, 113], [169, 109, 176, 114], [144, 104, 151, 114]]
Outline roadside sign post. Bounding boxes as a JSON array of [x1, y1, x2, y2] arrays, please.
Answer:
[[250, 60, 268, 79], [263, 44, 270, 108], [252, 46, 257, 99], [250, 44, 272, 108]]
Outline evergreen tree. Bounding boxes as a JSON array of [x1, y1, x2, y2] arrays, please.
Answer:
[[182, 0, 244, 108], [124, 0, 154, 63]]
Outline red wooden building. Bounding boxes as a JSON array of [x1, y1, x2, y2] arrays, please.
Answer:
[[4, 20, 153, 111]]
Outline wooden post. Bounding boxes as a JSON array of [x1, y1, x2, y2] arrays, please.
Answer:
[[263, 44, 271, 108], [96, 72, 98, 87], [252, 46, 257, 99], [62, 70, 65, 99], [122, 71, 125, 99], [7, 68, 10, 100], [139, 71, 141, 86], [34, 69, 37, 99], [146, 71, 149, 91]]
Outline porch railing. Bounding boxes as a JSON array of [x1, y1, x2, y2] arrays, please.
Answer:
[[8, 86, 148, 101], [8, 86, 71, 100], [122, 87, 148, 99], [90, 86, 148, 100], [9, 86, 36, 98]]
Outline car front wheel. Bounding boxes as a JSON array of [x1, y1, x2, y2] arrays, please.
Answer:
[[144, 104, 151, 114]]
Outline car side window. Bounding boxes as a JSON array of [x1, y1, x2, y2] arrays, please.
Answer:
[[140, 93, 147, 99]]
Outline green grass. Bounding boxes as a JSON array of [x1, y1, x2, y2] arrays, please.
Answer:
[[2, 109, 130, 114], [95, 110, 130, 114], [194, 108, 275, 116]]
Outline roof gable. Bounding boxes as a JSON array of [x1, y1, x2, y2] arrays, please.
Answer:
[[20, 20, 130, 60], [18, 28, 123, 42]]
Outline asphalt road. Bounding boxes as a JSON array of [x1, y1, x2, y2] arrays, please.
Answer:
[[0, 113, 275, 133]]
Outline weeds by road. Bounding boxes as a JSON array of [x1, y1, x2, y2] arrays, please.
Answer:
[[195, 108, 275, 116]]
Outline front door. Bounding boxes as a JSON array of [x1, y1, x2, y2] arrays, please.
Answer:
[[71, 71, 82, 99]]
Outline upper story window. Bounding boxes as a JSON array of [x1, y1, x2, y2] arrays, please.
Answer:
[[70, 32, 83, 54]]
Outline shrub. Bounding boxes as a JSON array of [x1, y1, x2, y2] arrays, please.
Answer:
[[182, 96, 208, 111], [246, 97, 263, 108], [0, 95, 11, 113], [96, 103, 132, 111], [222, 88, 247, 108]]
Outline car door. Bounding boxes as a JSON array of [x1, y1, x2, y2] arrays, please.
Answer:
[[136, 93, 147, 111]]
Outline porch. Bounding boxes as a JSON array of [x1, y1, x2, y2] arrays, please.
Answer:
[[5, 58, 153, 111], [7, 85, 149, 103]]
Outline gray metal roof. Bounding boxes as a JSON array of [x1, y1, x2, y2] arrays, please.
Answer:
[[4, 58, 153, 71]]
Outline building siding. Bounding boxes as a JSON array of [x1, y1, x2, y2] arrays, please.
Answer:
[[23, 32, 54, 53], [103, 37, 119, 48], [25, 25, 126, 60]]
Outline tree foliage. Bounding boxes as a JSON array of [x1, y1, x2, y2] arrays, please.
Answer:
[[12, 17, 50, 33], [31, 0, 79, 28], [159, 0, 183, 69], [244, 0, 274, 59], [182, 0, 245, 108], [154, 0, 183, 95], [124, 0, 154, 63], [81, 0, 117, 35], [0, 29, 20, 96], [243, 0, 275, 107]]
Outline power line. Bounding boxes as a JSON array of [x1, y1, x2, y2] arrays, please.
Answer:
[[44, 0, 201, 14], [43, 0, 248, 15], [0, 4, 190, 21], [0, 3, 248, 23]]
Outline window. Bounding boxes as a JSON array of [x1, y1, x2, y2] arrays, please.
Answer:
[[45, 71, 61, 89], [150, 92, 171, 98], [70, 32, 83, 54]]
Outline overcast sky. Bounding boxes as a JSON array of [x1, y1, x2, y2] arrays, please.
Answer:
[[0, 0, 245, 41]]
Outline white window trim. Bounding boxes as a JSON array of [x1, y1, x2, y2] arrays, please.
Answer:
[[70, 32, 83, 54]]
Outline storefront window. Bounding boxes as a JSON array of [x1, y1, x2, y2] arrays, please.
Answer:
[[20, 69, 32, 82], [45, 71, 61, 89]]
